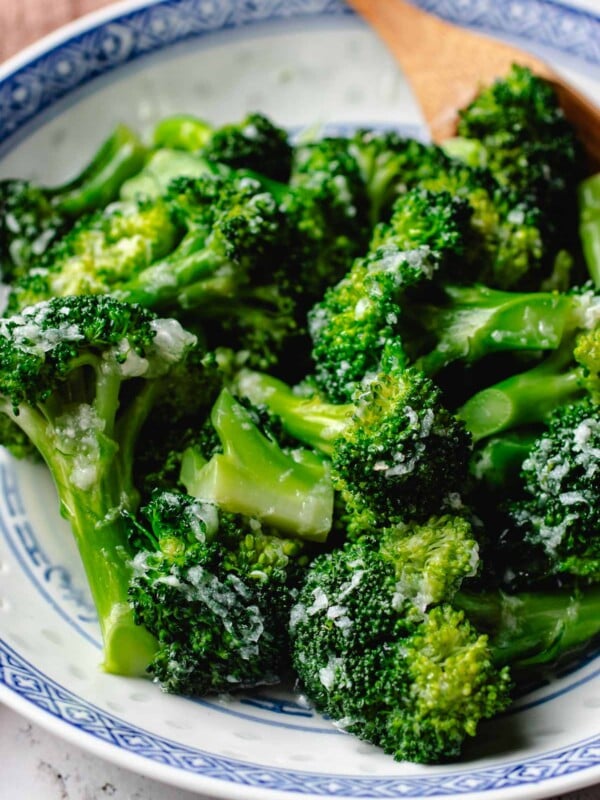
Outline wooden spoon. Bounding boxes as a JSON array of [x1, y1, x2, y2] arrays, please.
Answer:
[[346, 0, 600, 170]]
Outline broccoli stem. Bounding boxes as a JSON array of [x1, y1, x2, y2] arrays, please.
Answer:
[[53, 124, 148, 216], [414, 284, 575, 376], [579, 173, 600, 287], [455, 586, 600, 678], [469, 430, 539, 492], [235, 369, 352, 456], [117, 234, 236, 309], [2, 401, 157, 675], [180, 388, 334, 542], [457, 347, 584, 441]]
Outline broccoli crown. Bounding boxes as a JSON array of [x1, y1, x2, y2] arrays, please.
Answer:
[[201, 112, 293, 182], [456, 66, 583, 212], [348, 130, 451, 223], [0, 295, 164, 409], [332, 353, 472, 522], [309, 188, 472, 401], [290, 533, 510, 764], [0, 179, 69, 283], [129, 490, 307, 694], [290, 137, 369, 236], [236, 348, 472, 524], [0, 295, 204, 676], [7, 198, 179, 313], [508, 399, 600, 578]]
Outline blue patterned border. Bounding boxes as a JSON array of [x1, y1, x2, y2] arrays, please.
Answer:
[[2, 638, 600, 797], [1, 0, 600, 149]]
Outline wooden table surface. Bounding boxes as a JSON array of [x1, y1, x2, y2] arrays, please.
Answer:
[[0, 0, 114, 64]]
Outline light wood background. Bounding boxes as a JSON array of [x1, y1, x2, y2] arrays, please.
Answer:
[[0, 0, 114, 64]]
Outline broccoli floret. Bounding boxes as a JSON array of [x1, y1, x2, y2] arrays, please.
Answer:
[[150, 111, 293, 181], [455, 65, 584, 218], [0, 295, 208, 675], [6, 197, 180, 313], [128, 489, 308, 694], [0, 125, 148, 282], [348, 130, 451, 225], [180, 387, 334, 542], [236, 344, 471, 524], [505, 399, 600, 579], [200, 112, 293, 182], [290, 519, 511, 763], [457, 291, 599, 440], [309, 188, 472, 401]]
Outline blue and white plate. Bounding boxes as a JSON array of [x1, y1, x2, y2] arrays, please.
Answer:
[[1, 2, 600, 798]]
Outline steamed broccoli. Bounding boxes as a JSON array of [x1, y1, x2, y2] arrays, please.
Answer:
[[504, 399, 600, 580], [236, 342, 471, 525], [128, 489, 309, 694], [153, 111, 293, 181], [290, 517, 511, 763], [403, 283, 597, 378], [0, 295, 207, 675], [179, 387, 334, 542], [0, 125, 147, 282], [452, 65, 584, 228], [457, 291, 599, 440], [308, 188, 472, 401]]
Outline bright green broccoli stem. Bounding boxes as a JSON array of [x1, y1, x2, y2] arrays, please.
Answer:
[[153, 115, 214, 151], [455, 586, 600, 679], [235, 369, 352, 456], [52, 124, 148, 216], [469, 430, 539, 492], [119, 149, 224, 201], [180, 389, 334, 542], [415, 284, 575, 376], [115, 232, 237, 310], [1, 397, 158, 676], [440, 137, 487, 169], [579, 173, 600, 287], [457, 347, 584, 441]]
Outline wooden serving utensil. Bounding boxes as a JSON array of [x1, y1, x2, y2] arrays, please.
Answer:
[[346, 0, 600, 170]]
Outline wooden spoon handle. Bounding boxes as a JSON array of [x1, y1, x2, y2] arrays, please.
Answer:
[[347, 0, 600, 170]]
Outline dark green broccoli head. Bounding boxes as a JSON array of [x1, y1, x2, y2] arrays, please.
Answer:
[[508, 399, 600, 579], [0, 295, 164, 410], [128, 490, 307, 694], [370, 188, 471, 270], [332, 352, 472, 522], [456, 65, 584, 211], [291, 137, 369, 236], [348, 130, 451, 224], [290, 532, 510, 763], [201, 112, 293, 182], [308, 258, 409, 402]]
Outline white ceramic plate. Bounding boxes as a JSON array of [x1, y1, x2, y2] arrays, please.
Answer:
[[1, 2, 600, 798]]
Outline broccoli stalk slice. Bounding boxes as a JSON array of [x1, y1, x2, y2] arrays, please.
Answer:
[[579, 173, 600, 288], [455, 586, 600, 677], [413, 284, 575, 376], [180, 389, 333, 542], [235, 369, 352, 456], [53, 124, 148, 216]]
